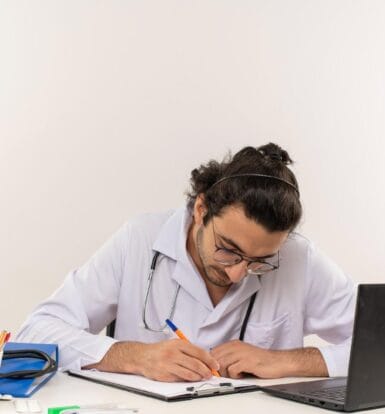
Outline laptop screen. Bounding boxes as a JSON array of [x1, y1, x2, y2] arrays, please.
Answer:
[[345, 284, 385, 411]]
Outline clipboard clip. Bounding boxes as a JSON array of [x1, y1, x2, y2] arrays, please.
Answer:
[[186, 382, 235, 396]]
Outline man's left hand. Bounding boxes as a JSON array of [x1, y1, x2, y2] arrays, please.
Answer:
[[210, 340, 329, 379]]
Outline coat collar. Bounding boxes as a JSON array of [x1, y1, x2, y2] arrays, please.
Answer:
[[152, 205, 213, 309], [152, 205, 191, 261]]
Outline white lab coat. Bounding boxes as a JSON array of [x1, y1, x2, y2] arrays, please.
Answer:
[[17, 205, 356, 376]]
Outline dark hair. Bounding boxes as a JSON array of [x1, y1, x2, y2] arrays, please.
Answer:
[[186, 143, 302, 232]]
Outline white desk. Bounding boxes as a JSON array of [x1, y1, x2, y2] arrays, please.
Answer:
[[1, 373, 385, 414]]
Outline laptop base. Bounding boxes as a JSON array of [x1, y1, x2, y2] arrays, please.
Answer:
[[261, 378, 348, 412]]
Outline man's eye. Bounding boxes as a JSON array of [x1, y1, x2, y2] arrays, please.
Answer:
[[257, 259, 267, 264], [221, 246, 239, 255]]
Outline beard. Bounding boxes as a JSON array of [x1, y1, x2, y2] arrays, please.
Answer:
[[196, 226, 232, 288]]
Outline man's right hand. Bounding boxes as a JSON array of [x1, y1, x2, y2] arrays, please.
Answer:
[[84, 339, 220, 382]]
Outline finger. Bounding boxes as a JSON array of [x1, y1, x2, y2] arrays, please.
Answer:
[[169, 362, 207, 382], [218, 365, 229, 378], [174, 353, 214, 380], [213, 350, 239, 373], [178, 341, 220, 372], [210, 347, 228, 361], [227, 362, 245, 379], [212, 352, 234, 378], [149, 371, 181, 382], [210, 341, 241, 361], [166, 341, 215, 379], [145, 351, 207, 382]]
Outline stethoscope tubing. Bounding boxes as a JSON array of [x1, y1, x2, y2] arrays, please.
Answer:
[[142, 251, 258, 340]]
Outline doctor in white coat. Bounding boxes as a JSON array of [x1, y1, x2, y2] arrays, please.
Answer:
[[17, 143, 355, 382]]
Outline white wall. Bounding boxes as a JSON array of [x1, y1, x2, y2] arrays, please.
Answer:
[[1, 0, 385, 334]]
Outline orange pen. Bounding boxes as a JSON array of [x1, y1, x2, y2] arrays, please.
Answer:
[[165, 319, 220, 377]]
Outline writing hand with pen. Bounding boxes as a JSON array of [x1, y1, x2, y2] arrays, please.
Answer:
[[84, 319, 220, 382], [132, 338, 220, 382]]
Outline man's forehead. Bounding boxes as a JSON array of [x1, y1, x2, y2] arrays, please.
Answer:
[[212, 204, 258, 229]]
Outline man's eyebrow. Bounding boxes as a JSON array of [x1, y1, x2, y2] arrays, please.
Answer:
[[218, 234, 245, 253], [218, 234, 277, 260]]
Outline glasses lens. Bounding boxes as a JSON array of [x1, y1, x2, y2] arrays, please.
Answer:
[[247, 262, 274, 272], [247, 256, 279, 274], [213, 249, 242, 265]]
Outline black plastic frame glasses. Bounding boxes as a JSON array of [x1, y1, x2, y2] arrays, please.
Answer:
[[210, 219, 280, 276]]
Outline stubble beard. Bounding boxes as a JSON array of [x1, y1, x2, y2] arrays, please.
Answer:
[[196, 226, 232, 288]]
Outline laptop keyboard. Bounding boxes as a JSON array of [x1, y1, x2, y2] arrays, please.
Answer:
[[301, 386, 347, 402]]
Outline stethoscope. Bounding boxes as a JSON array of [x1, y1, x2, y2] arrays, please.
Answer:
[[0, 349, 57, 379], [142, 251, 258, 341]]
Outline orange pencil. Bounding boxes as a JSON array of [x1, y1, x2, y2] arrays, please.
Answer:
[[0, 331, 6, 347], [165, 319, 220, 377]]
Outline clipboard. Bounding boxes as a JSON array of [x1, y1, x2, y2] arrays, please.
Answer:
[[67, 369, 260, 401]]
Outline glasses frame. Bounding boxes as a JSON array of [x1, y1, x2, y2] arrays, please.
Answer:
[[210, 217, 280, 276]]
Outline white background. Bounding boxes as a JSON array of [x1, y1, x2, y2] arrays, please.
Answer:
[[1, 0, 384, 334]]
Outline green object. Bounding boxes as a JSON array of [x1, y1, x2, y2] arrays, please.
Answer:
[[48, 405, 80, 414]]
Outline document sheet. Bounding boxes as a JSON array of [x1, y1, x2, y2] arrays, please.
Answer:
[[68, 369, 257, 399]]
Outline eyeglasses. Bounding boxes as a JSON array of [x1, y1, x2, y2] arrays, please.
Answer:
[[210, 219, 280, 276]]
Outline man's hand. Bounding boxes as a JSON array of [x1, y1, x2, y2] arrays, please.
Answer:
[[210, 340, 329, 379], [85, 339, 220, 382]]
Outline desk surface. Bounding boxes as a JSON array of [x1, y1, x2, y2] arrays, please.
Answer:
[[1, 372, 385, 414]]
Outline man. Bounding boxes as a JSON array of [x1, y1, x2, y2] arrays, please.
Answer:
[[17, 143, 355, 382]]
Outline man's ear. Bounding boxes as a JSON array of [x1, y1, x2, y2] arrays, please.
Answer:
[[193, 194, 207, 225]]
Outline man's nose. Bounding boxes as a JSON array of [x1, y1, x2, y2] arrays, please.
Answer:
[[225, 260, 248, 283]]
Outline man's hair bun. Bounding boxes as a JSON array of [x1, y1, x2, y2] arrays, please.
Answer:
[[257, 143, 292, 165]]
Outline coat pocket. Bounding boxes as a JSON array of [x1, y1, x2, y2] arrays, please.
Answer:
[[243, 312, 291, 349]]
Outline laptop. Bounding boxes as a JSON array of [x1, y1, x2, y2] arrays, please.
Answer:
[[259, 284, 385, 412]]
